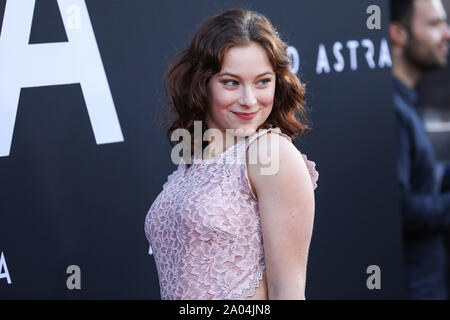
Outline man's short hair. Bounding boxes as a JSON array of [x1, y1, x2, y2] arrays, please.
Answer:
[[390, 0, 415, 26]]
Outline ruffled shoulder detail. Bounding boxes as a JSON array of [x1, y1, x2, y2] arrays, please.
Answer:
[[301, 153, 319, 190]]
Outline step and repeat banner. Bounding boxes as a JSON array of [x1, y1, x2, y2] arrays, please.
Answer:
[[0, 0, 406, 299]]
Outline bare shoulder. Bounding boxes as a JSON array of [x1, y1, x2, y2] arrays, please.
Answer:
[[246, 131, 313, 200]]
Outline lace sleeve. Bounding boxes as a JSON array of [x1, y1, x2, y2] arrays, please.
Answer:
[[301, 153, 319, 190]]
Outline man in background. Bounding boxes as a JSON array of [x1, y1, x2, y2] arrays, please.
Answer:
[[390, 0, 450, 299]]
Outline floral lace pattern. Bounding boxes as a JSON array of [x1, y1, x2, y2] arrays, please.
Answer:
[[144, 127, 319, 299]]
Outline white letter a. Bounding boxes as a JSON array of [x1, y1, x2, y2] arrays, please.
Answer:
[[366, 265, 381, 289], [0, 252, 12, 284], [0, 0, 124, 158], [366, 5, 381, 30]]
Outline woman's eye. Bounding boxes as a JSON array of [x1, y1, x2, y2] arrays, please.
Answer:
[[258, 79, 271, 85], [222, 80, 238, 86], [222, 79, 271, 86]]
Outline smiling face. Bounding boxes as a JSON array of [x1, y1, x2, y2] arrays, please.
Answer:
[[205, 42, 276, 140]]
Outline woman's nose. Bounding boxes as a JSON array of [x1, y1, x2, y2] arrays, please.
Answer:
[[239, 86, 257, 107]]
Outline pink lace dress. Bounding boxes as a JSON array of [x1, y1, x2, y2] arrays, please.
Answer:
[[144, 127, 319, 299]]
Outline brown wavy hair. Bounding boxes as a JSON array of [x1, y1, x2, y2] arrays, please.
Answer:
[[162, 7, 311, 163]]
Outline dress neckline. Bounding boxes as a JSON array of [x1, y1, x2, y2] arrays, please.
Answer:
[[189, 137, 246, 165], [187, 129, 268, 166], [180, 127, 278, 167]]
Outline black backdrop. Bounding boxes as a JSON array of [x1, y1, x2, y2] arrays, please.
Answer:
[[0, 0, 406, 299]]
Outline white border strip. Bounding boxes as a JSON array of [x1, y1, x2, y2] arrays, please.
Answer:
[[425, 121, 450, 133]]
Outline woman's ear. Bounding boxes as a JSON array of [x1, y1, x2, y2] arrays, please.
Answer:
[[390, 22, 408, 48]]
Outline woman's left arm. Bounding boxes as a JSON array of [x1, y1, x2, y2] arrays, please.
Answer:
[[247, 133, 315, 300]]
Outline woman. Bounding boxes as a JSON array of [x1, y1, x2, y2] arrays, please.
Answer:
[[144, 7, 319, 300]]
